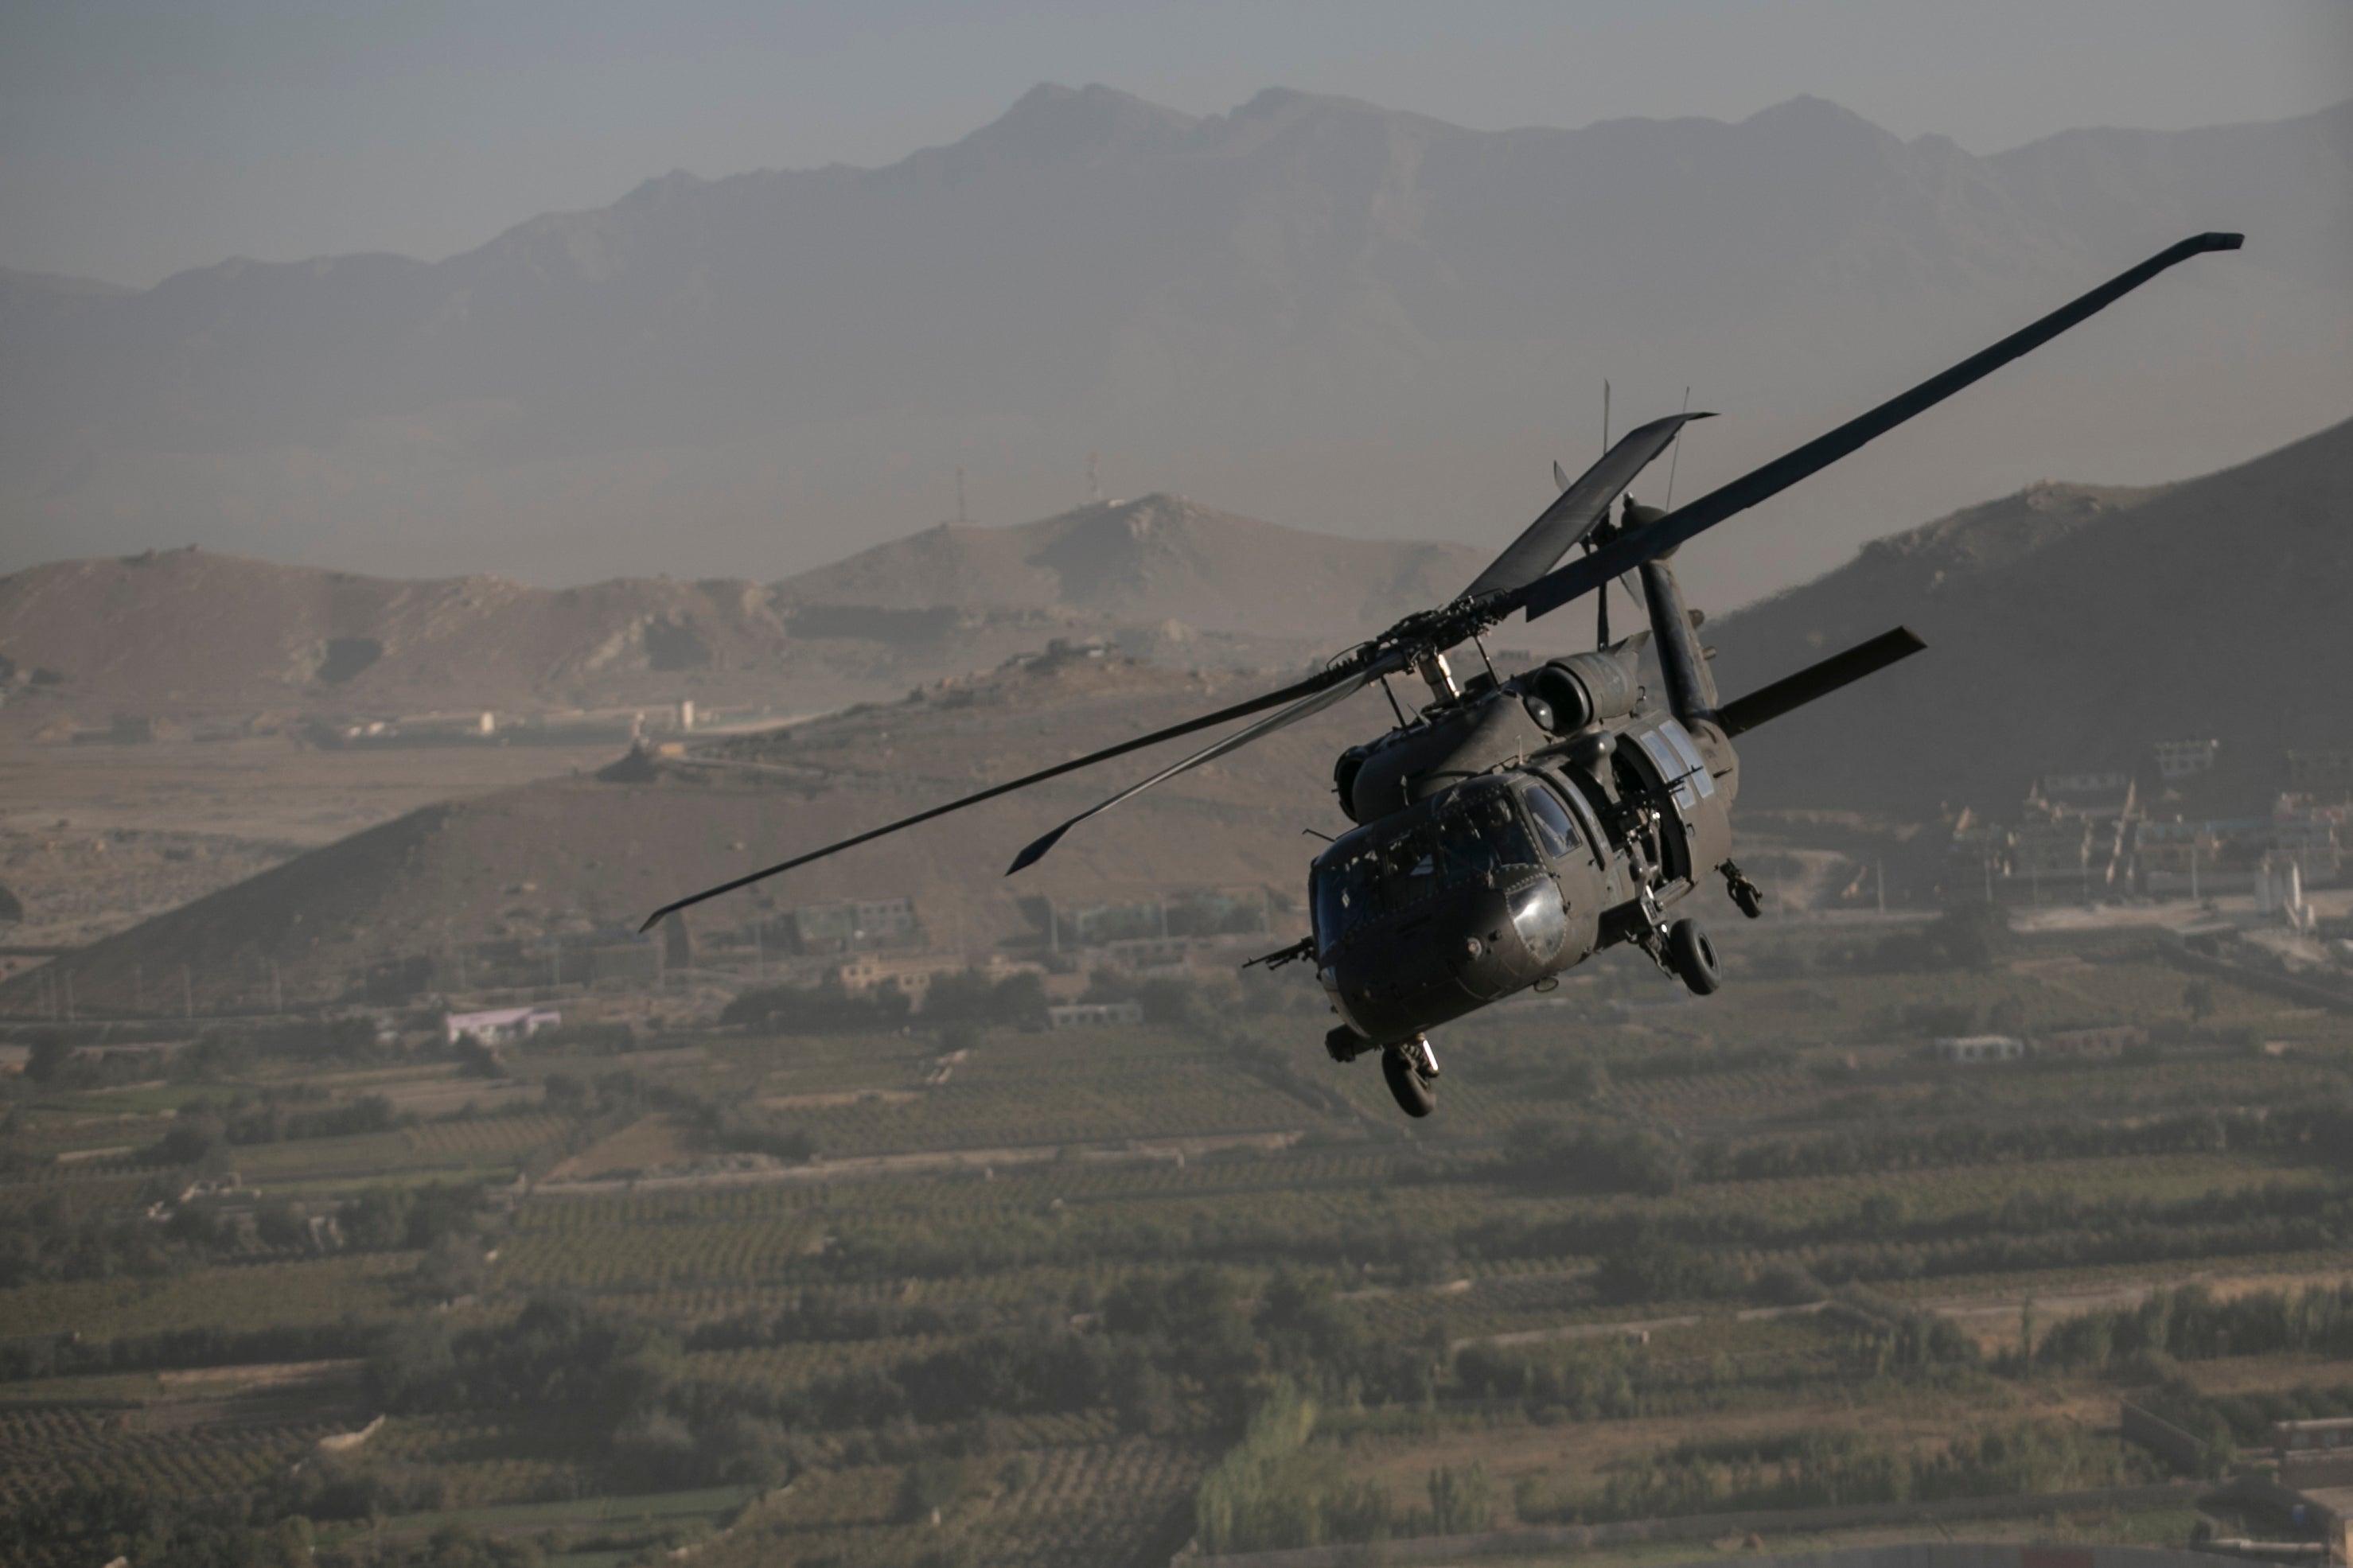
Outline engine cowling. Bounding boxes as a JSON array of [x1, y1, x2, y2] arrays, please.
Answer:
[[1334, 693, 1552, 823], [1525, 652, 1641, 734]]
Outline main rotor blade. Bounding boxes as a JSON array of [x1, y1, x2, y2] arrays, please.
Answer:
[[1463, 413, 1712, 599], [1513, 232, 2244, 624], [635, 662, 1363, 930], [1005, 653, 1407, 876]]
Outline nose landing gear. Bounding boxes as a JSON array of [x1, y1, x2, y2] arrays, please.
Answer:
[[1381, 1035, 1439, 1119]]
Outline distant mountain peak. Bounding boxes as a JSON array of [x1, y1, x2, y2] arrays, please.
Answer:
[[1230, 85, 1386, 120], [961, 81, 1198, 162], [1735, 93, 1911, 159], [773, 491, 1484, 638], [616, 169, 707, 208], [1743, 93, 1886, 132]]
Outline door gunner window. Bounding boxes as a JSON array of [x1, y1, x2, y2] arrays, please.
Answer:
[[1311, 792, 1540, 949], [1637, 729, 1701, 810], [1521, 784, 1580, 859]]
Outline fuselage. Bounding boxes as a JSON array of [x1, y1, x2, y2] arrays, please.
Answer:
[[1307, 674, 1738, 1046]]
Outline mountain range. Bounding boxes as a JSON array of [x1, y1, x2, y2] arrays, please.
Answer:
[[4, 85, 2346, 611], [0, 495, 1490, 725]]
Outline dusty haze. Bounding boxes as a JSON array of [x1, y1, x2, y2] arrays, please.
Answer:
[[3, 81, 2347, 614]]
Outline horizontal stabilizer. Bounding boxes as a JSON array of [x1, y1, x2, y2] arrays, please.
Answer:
[[1715, 627, 1926, 737]]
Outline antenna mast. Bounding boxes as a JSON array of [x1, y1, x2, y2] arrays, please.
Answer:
[[1595, 380, 1612, 648], [1663, 387, 1692, 510]]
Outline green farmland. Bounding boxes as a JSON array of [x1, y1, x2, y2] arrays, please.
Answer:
[[4, 915, 2351, 1566]]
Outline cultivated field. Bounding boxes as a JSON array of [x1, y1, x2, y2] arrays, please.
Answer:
[[3, 911, 2350, 1566]]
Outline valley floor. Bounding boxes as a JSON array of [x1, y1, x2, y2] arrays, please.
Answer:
[[2, 901, 2349, 1567], [0, 736, 619, 950]]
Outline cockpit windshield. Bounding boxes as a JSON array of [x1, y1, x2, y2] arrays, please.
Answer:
[[1312, 790, 1540, 951]]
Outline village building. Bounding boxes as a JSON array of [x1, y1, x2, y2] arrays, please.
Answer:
[[1933, 1034, 2026, 1064], [1046, 1000, 1145, 1030], [442, 1006, 561, 1045], [835, 950, 1040, 1010]]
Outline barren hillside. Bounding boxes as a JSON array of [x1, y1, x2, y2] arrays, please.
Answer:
[[0, 493, 1498, 725], [774, 493, 1486, 639], [1705, 417, 2353, 814], [5, 650, 1376, 1013]]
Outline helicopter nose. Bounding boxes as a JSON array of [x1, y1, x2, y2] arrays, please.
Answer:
[[1452, 877, 1563, 998], [1319, 874, 1576, 1043], [1506, 877, 1568, 965]]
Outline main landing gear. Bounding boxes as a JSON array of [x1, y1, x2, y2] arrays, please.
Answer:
[[1665, 917, 1722, 995], [1326, 1026, 1441, 1118], [1633, 884, 1724, 998]]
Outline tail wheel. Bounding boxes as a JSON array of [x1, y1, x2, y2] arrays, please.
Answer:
[[1721, 862, 1765, 920], [1666, 917, 1723, 995], [1381, 1041, 1438, 1119]]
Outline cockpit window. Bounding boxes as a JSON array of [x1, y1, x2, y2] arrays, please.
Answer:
[[1521, 784, 1580, 859], [1312, 791, 1539, 949]]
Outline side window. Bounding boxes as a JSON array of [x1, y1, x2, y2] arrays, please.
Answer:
[[1638, 730, 1700, 811], [1658, 718, 1717, 800], [1521, 784, 1579, 860]]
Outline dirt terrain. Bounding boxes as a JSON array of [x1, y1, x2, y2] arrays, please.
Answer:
[[0, 650, 1377, 1013], [0, 734, 617, 951]]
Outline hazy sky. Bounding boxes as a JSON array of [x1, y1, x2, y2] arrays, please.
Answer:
[[5, 0, 2348, 289]]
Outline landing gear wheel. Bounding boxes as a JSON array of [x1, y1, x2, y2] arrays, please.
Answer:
[[1381, 1041, 1438, 1119], [1325, 1025, 1371, 1064], [1666, 918, 1723, 995]]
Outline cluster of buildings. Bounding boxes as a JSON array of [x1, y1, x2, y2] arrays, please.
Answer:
[[1930, 1025, 2148, 1066], [442, 1005, 562, 1046], [310, 699, 754, 750], [1942, 740, 2346, 924], [50, 698, 781, 751]]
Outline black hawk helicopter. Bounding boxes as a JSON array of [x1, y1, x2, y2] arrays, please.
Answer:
[[643, 232, 2241, 1119]]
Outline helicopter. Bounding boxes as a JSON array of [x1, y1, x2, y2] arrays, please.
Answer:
[[642, 232, 2242, 1119]]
